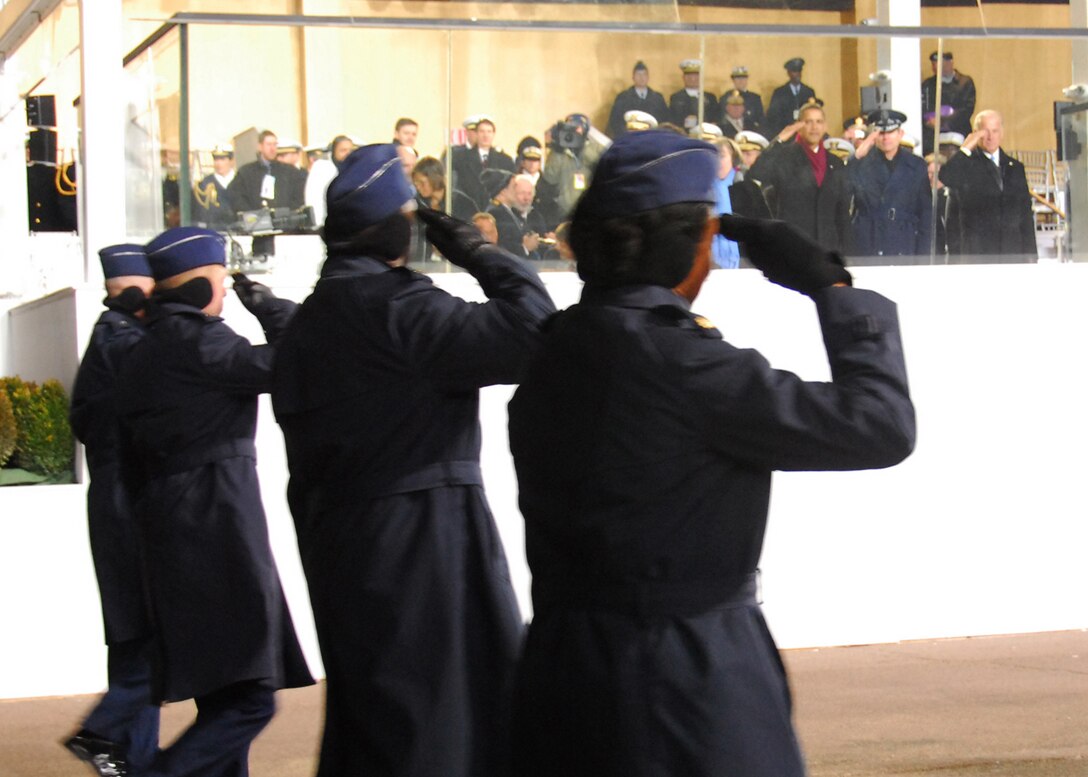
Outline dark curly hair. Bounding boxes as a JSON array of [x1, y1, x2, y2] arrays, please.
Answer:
[[570, 201, 710, 288]]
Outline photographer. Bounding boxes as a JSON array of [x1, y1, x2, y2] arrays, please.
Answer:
[[542, 113, 606, 222]]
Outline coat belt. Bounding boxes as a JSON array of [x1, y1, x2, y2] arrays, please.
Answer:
[[533, 570, 761, 618], [147, 439, 256, 478]]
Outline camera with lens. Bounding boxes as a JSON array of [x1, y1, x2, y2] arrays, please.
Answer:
[[551, 119, 586, 152]]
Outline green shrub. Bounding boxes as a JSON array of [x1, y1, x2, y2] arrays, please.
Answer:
[[0, 376, 30, 469], [0, 388, 14, 467], [0, 376, 74, 477]]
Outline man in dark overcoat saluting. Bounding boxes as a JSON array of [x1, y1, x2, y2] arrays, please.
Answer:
[[938, 109, 1037, 261], [848, 109, 933, 258]]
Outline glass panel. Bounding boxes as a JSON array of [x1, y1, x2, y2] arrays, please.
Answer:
[[122, 26, 181, 239], [163, 11, 1088, 276], [926, 35, 1072, 264], [10, 4, 82, 237], [331, 0, 683, 27]]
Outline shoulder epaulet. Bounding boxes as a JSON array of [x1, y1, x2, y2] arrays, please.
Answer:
[[650, 305, 722, 338]]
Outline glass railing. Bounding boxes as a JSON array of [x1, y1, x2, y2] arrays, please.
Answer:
[[78, 6, 1088, 274]]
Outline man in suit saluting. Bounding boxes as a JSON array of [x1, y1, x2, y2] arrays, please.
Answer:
[[938, 109, 1037, 262]]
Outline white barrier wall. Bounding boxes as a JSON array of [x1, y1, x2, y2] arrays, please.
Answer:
[[2, 263, 1087, 699]]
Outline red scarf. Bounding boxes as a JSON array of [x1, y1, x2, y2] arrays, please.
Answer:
[[797, 134, 828, 187]]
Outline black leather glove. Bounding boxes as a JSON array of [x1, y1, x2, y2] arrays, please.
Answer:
[[416, 206, 488, 266], [719, 214, 852, 295], [232, 273, 277, 316]]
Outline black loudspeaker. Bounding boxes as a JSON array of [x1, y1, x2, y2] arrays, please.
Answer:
[[28, 128, 57, 164], [26, 95, 56, 128]]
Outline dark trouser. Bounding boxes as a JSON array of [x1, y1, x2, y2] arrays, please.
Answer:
[[83, 638, 160, 772], [143, 680, 276, 777]]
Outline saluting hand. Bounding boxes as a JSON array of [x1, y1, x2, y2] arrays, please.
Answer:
[[777, 120, 805, 143], [961, 130, 984, 152], [719, 214, 851, 296], [416, 206, 488, 265], [853, 129, 878, 160]]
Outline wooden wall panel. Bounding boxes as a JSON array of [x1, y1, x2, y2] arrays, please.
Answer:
[[118, 1, 1074, 156]]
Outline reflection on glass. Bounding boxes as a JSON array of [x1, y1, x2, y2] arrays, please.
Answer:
[[123, 28, 182, 239]]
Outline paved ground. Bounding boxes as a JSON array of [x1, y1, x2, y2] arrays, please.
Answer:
[[2, 630, 1085, 776]]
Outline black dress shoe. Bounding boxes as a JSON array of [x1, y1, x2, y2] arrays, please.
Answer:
[[63, 730, 129, 777]]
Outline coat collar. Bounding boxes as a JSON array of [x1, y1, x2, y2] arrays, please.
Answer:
[[580, 283, 690, 312], [320, 254, 397, 279]]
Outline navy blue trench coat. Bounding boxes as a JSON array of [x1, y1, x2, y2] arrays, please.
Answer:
[[117, 299, 312, 703], [508, 282, 915, 777], [271, 247, 555, 777]]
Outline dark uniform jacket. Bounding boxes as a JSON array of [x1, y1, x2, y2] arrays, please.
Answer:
[[507, 282, 915, 777], [848, 149, 933, 257], [270, 248, 556, 777], [668, 89, 719, 131], [453, 146, 516, 211], [765, 81, 817, 138], [720, 115, 761, 140], [117, 297, 312, 703], [938, 147, 1037, 260], [191, 173, 236, 229], [740, 89, 765, 126], [27, 162, 78, 232], [606, 86, 670, 137], [921, 71, 976, 154], [749, 138, 852, 253], [228, 159, 306, 212], [70, 302, 149, 646]]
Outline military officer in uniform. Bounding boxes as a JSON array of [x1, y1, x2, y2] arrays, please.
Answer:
[[735, 130, 769, 170], [191, 145, 236, 229], [669, 59, 718, 132], [848, 109, 932, 258], [765, 57, 817, 139], [922, 51, 976, 155], [824, 137, 855, 162], [624, 110, 658, 132], [938, 109, 1037, 261], [65, 245, 160, 777], [507, 129, 915, 777], [270, 144, 556, 777], [727, 65, 764, 127], [842, 115, 868, 149], [719, 88, 760, 139], [607, 60, 670, 138], [116, 227, 313, 777]]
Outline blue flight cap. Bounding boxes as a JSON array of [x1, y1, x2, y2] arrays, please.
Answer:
[[325, 144, 414, 237], [99, 244, 151, 279], [145, 227, 226, 281], [578, 129, 717, 218]]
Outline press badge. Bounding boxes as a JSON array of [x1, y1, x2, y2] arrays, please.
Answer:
[[573, 173, 586, 190], [793, 109, 800, 120], [260, 174, 276, 200]]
